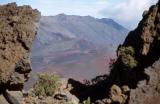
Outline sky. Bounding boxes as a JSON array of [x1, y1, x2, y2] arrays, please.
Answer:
[[0, 0, 158, 29]]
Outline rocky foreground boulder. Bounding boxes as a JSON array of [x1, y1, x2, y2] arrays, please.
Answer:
[[0, 2, 40, 104]]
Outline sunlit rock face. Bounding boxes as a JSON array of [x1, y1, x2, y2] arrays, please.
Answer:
[[0, 2, 40, 91]]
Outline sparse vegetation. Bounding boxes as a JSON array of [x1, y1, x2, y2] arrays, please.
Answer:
[[32, 72, 61, 96], [82, 97, 91, 104], [118, 46, 137, 69]]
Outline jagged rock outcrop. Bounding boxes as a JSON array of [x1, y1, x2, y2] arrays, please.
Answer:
[[0, 2, 40, 103], [107, 0, 160, 104]]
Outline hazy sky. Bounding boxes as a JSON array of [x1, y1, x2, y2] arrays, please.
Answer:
[[0, 0, 158, 29]]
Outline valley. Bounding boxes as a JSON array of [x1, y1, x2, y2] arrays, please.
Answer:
[[30, 14, 128, 80]]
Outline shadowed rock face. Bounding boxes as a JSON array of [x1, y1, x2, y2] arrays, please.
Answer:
[[122, 0, 160, 86], [123, 1, 160, 69], [0, 2, 40, 91]]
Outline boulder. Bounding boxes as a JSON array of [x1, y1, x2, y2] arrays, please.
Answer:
[[0, 2, 40, 90], [54, 91, 79, 104], [109, 85, 126, 104], [121, 85, 130, 94], [3, 90, 23, 104], [0, 95, 9, 104]]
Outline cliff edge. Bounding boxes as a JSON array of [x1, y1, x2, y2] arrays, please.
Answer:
[[107, 0, 160, 104]]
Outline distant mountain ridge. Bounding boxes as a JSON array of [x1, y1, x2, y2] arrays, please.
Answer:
[[31, 14, 128, 80], [35, 14, 128, 46]]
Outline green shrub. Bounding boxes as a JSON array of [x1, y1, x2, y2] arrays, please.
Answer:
[[118, 46, 137, 69], [118, 46, 135, 56], [83, 97, 91, 104], [33, 72, 60, 96], [121, 54, 137, 69]]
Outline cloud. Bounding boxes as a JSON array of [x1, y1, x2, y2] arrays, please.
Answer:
[[0, 0, 158, 29], [30, 0, 158, 29], [28, 0, 109, 18], [99, 0, 158, 29]]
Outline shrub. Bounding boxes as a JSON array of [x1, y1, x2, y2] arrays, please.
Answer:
[[32, 72, 61, 96], [121, 54, 137, 69], [83, 97, 91, 104], [118, 46, 137, 69], [118, 46, 135, 56]]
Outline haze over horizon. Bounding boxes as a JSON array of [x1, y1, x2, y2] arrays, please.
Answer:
[[0, 0, 158, 29]]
